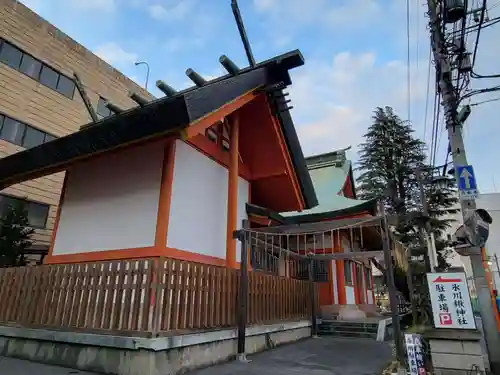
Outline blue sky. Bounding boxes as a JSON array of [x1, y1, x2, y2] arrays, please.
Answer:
[[19, 0, 500, 194]]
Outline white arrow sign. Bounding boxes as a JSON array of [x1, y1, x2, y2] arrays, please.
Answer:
[[461, 168, 472, 189]]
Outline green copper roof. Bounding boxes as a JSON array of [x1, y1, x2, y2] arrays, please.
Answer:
[[282, 156, 374, 218]]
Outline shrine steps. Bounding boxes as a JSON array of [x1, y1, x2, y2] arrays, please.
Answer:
[[318, 320, 380, 339]]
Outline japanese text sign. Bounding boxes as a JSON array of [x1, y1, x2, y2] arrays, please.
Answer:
[[427, 272, 476, 330], [405, 333, 426, 375]]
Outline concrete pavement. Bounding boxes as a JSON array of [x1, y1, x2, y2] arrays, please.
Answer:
[[190, 336, 393, 375], [0, 356, 99, 374], [0, 336, 392, 375]]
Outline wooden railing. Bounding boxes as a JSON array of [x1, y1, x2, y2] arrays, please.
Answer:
[[0, 257, 313, 336]]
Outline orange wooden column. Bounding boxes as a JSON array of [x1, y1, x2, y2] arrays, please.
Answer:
[[225, 114, 240, 268], [155, 139, 176, 249], [44, 172, 69, 264]]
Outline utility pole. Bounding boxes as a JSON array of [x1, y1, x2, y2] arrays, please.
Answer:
[[380, 202, 405, 364], [426, 0, 500, 370], [416, 168, 438, 271]]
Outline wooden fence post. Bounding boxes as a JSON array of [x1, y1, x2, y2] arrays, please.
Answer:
[[308, 257, 318, 337], [236, 221, 249, 362]]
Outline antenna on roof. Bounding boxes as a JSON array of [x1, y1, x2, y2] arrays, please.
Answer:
[[231, 0, 256, 67], [156, 80, 177, 97]]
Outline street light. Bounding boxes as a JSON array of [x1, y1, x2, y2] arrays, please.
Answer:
[[134, 61, 150, 91]]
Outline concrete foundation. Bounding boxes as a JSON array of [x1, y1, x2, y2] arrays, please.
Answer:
[[424, 328, 487, 375], [0, 321, 311, 375]]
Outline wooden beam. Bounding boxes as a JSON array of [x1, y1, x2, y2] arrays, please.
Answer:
[[253, 216, 383, 234], [307, 251, 385, 260], [184, 89, 259, 139]]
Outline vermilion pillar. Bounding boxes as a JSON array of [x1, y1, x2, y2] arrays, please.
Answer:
[[226, 115, 240, 268]]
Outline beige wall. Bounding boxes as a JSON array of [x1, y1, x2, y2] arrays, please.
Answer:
[[0, 0, 154, 247]]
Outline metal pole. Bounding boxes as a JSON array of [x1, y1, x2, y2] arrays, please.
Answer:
[[494, 254, 500, 290], [308, 257, 318, 337], [236, 226, 249, 362], [231, 0, 256, 67], [426, 0, 500, 369], [380, 203, 405, 363], [134, 61, 150, 90]]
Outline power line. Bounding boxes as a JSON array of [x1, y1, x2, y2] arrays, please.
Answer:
[[431, 92, 441, 167], [471, 0, 487, 68], [470, 96, 500, 106], [406, 0, 412, 124], [423, 45, 433, 143]]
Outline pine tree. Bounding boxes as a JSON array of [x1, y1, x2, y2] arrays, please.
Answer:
[[356, 106, 425, 223], [0, 200, 34, 267]]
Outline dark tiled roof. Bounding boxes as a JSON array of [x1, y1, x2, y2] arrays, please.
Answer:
[[0, 50, 318, 209]]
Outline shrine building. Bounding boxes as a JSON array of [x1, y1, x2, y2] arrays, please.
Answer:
[[0, 50, 318, 267]]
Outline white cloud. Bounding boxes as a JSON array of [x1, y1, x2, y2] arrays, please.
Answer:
[[253, 0, 277, 12], [165, 36, 203, 53], [253, 0, 381, 29], [93, 42, 138, 65], [288, 49, 429, 157], [282, 0, 500, 194], [148, 1, 193, 21]]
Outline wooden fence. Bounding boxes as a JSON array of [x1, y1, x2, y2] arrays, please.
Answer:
[[0, 257, 313, 337]]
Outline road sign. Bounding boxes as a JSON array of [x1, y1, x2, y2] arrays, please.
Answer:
[[427, 272, 476, 329], [456, 165, 478, 200]]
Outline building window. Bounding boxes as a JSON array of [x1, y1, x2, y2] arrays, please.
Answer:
[[97, 97, 112, 118], [56, 74, 75, 98], [39, 65, 59, 90], [0, 39, 75, 99], [0, 41, 22, 69], [344, 260, 353, 284], [23, 126, 45, 149], [365, 268, 373, 289], [20, 54, 41, 79], [1, 117, 25, 145], [0, 194, 50, 229], [0, 113, 57, 149]]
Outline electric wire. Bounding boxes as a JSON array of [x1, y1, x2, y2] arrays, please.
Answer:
[[406, 0, 412, 124], [471, 0, 487, 68], [423, 45, 432, 143], [429, 91, 439, 167], [470, 96, 500, 106], [431, 93, 441, 168]]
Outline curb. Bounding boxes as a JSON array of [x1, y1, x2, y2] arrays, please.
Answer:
[[382, 361, 400, 375]]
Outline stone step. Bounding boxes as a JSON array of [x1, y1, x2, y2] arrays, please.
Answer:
[[319, 321, 379, 330], [318, 329, 378, 339], [319, 325, 379, 335]]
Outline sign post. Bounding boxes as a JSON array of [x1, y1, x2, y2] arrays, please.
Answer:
[[456, 165, 478, 201], [427, 272, 476, 330], [405, 333, 426, 375]]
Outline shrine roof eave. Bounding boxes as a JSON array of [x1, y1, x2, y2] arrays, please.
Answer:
[[0, 50, 318, 209], [284, 198, 378, 224]]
